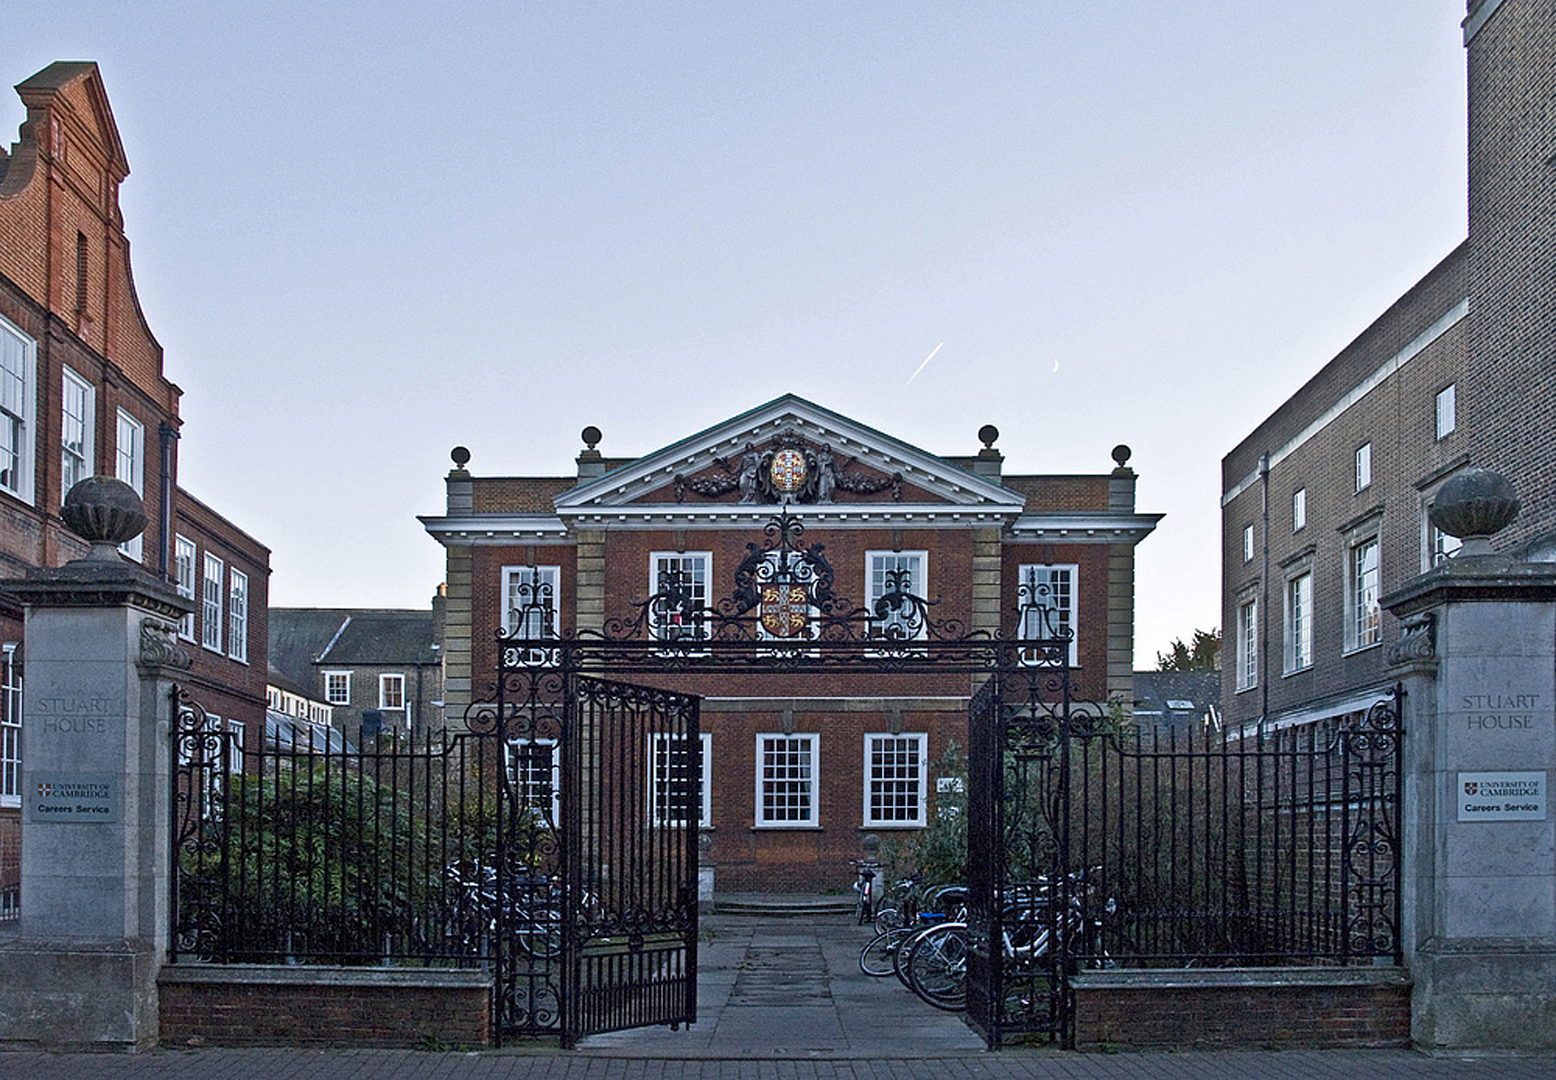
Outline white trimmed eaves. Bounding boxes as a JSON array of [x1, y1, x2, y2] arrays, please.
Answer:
[[1222, 299, 1468, 508], [556, 502, 1026, 529], [555, 396, 1017, 510], [1008, 512, 1164, 545], [419, 514, 569, 546]]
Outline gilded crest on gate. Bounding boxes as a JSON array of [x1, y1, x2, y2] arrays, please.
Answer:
[[759, 582, 811, 638]]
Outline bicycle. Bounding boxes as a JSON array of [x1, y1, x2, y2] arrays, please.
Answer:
[[903, 874, 1116, 1011], [850, 860, 879, 926]]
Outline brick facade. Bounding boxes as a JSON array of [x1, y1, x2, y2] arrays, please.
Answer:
[[424, 396, 1159, 891], [158, 967, 490, 1049], [0, 62, 270, 910], [1071, 969, 1411, 1051], [1221, 2, 1556, 731]]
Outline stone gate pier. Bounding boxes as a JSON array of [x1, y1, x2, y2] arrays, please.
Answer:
[[1384, 470, 1556, 1050], [0, 479, 192, 1051]]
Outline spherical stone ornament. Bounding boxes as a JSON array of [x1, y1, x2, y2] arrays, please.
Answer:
[[61, 476, 148, 556], [1429, 468, 1520, 551]]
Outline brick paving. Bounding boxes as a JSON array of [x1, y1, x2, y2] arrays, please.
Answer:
[[3, 913, 1554, 1079]]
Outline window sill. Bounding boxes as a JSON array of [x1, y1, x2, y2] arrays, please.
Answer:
[[752, 824, 822, 831], [1342, 641, 1383, 658], [1282, 665, 1313, 679], [860, 823, 925, 831], [1234, 683, 1257, 694]]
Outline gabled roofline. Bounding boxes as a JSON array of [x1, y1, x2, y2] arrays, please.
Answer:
[[557, 394, 1020, 510], [16, 61, 128, 178]]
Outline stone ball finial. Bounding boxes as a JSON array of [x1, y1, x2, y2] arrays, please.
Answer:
[[1429, 468, 1520, 557], [581, 425, 602, 450], [978, 424, 999, 450], [451, 445, 471, 469], [1112, 444, 1132, 468], [61, 476, 147, 560]]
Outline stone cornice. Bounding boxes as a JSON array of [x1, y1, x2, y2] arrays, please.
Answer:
[[1381, 556, 1556, 618], [1007, 511, 1163, 545], [4, 560, 192, 619]]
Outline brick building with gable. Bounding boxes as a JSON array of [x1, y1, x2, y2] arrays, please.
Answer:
[[0, 62, 270, 913], [423, 395, 1160, 891], [1221, 1, 1556, 732]]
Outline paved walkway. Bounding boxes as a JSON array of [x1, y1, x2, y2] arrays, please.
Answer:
[[4, 911, 1555, 1079], [576, 911, 985, 1057]]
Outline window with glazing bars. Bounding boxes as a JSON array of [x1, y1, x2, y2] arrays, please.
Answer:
[[757, 734, 817, 826], [650, 732, 710, 826], [650, 553, 710, 642], [864, 733, 926, 826], [227, 570, 248, 663], [201, 553, 223, 652], [505, 738, 559, 824], [175, 536, 197, 640], [0, 644, 20, 807]]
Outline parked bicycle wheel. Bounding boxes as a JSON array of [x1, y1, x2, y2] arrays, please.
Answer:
[[893, 922, 938, 988], [872, 905, 903, 934], [858, 925, 913, 977], [906, 922, 968, 1011]]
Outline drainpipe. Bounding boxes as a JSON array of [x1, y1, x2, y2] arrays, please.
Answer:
[[1258, 452, 1270, 729], [158, 421, 178, 579]]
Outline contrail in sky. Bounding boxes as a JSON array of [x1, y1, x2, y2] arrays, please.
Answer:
[[907, 342, 944, 385]]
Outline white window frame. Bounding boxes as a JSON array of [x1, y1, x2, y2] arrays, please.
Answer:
[[1283, 572, 1313, 675], [649, 552, 711, 645], [324, 670, 351, 705], [227, 569, 249, 663], [1436, 384, 1457, 440], [0, 643, 20, 808], [1346, 535, 1382, 653], [755, 733, 819, 828], [1235, 598, 1258, 692], [1430, 522, 1463, 566], [60, 366, 94, 503], [379, 672, 406, 711], [649, 731, 712, 828], [863, 732, 928, 827], [1292, 488, 1307, 533], [201, 552, 224, 653], [175, 535, 197, 640], [116, 409, 145, 561], [505, 737, 560, 824], [866, 551, 927, 642], [501, 565, 561, 663], [226, 719, 246, 775], [1017, 563, 1078, 666], [0, 315, 36, 505], [1355, 442, 1372, 492]]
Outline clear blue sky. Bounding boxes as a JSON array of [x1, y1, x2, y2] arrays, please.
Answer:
[[8, 2, 1470, 665]]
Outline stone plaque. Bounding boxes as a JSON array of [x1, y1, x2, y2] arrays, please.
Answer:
[[1457, 771, 1547, 822], [24, 773, 119, 823]]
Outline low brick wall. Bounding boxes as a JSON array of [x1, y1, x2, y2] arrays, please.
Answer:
[[158, 965, 491, 1048], [1070, 967, 1411, 1051]]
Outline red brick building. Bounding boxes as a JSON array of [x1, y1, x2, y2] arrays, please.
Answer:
[[1221, 1, 1556, 732], [0, 62, 270, 912], [423, 396, 1159, 891]]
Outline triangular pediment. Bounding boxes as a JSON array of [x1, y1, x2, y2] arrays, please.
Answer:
[[556, 395, 1022, 516]]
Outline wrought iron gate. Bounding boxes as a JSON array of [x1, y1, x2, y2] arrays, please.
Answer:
[[170, 508, 1401, 1051], [484, 663, 700, 1047], [964, 673, 1404, 1049]]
